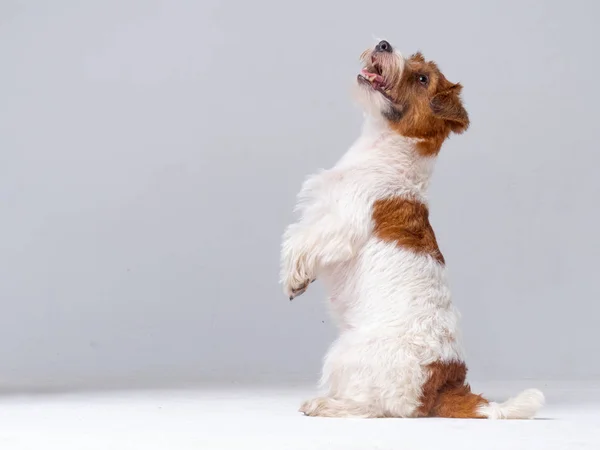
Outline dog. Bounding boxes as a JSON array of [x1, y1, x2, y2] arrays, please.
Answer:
[[280, 40, 544, 419]]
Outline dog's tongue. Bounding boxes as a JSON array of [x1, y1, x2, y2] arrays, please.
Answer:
[[361, 69, 384, 84]]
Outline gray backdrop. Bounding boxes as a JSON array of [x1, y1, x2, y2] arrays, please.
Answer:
[[1, 0, 598, 391]]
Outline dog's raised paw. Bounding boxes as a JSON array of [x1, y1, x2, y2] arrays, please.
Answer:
[[288, 279, 312, 300]]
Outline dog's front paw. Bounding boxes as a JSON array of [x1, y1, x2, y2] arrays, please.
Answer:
[[286, 277, 315, 301], [281, 248, 315, 300], [282, 255, 315, 300], [281, 226, 317, 300]]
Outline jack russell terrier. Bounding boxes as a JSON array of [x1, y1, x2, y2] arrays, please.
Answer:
[[280, 40, 544, 419]]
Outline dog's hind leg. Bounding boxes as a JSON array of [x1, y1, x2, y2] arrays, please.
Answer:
[[299, 397, 379, 418]]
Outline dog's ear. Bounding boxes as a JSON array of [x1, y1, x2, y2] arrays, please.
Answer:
[[430, 84, 469, 134]]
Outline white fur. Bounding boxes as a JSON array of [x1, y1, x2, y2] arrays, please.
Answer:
[[280, 55, 544, 419], [478, 389, 545, 420]]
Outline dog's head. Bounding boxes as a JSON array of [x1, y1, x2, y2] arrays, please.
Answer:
[[355, 40, 469, 154]]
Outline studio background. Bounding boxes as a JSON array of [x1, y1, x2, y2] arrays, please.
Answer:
[[1, 0, 598, 391]]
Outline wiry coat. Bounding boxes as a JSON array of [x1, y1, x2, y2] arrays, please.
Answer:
[[280, 41, 544, 419]]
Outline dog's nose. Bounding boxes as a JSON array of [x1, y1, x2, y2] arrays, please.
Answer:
[[375, 40, 392, 53]]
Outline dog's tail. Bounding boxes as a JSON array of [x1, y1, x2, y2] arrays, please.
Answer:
[[423, 361, 544, 419], [431, 384, 545, 419], [476, 389, 545, 419]]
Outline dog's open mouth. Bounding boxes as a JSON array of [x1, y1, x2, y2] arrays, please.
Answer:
[[358, 64, 392, 99], [359, 68, 384, 87]]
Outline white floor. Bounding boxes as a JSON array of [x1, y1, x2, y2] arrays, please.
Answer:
[[1, 382, 599, 450]]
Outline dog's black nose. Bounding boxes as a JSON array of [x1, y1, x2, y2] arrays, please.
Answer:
[[375, 40, 392, 53]]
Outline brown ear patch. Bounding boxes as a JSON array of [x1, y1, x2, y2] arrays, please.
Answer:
[[430, 84, 469, 134], [372, 197, 445, 264]]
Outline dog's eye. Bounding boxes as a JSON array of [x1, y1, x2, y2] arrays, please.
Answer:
[[418, 74, 429, 85]]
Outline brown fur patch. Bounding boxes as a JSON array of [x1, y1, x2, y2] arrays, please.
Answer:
[[369, 51, 469, 156], [431, 384, 488, 419], [417, 360, 488, 418], [372, 198, 445, 264]]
